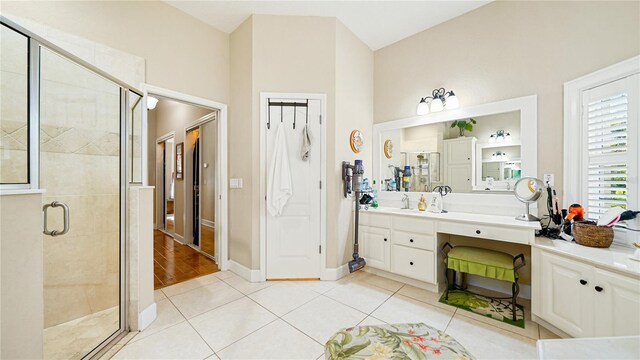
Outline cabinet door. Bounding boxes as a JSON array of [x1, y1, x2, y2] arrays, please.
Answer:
[[594, 268, 640, 336], [540, 251, 594, 337], [360, 226, 390, 271], [447, 165, 472, 192], [446, 139, 473, 165]]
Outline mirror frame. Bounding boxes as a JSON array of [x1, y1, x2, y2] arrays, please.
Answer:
[[373, 95, 537, 194]]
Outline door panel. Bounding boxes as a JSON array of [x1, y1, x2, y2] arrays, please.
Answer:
[[594, 268, 640, 336], [40, 46, 122, 358], [361, 226, 391, 271], [266, 100, 321, 279], [540, 251, 593, 337]]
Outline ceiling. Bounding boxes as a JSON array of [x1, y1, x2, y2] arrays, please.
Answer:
[[165, 1, 491, 50]]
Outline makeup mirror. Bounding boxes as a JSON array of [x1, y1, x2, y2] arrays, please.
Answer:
[[514, 177, 544, 221]]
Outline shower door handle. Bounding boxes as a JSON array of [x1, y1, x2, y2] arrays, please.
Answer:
[[43, 201, 70, 237]]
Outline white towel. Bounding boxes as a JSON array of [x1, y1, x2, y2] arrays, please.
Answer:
[[301, 124, 312, 161], [267, 124, 293, 216]]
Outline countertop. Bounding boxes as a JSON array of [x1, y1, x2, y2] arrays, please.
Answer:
[[534, 238, 640, 278], [537, 336, 640, 359], [360, 206, 542, 230]]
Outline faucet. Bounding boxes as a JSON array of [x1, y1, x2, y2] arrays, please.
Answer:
[[401, 194, 410, 209]]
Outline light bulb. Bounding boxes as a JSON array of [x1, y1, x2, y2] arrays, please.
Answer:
[[430, 97, 444, 112], [416, 99, 429, 115], [147, 96, 159, 110], [445, 92, 459, 109], [496, 134, 504, 142], [491, 153, 496, 160], [489, 134, 496, 143], [505, 132, 512, 142]]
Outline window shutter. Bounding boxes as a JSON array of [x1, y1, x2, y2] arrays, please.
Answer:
[[582, 75, 638, 225]]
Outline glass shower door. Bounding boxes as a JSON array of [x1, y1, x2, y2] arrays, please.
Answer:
[[39, 46, 122, 359]]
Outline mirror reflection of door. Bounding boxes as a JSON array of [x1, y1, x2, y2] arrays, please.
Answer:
[[187, 119, 216, 259], [163, 138, 175, 234]]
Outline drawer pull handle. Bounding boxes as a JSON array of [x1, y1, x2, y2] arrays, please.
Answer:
[[409, 261, 414, 265], [410, 239, 414, 243], [580, 279, 587, 285], [475, 230, 481, 234], [384, 238, 388, 242], [595, 286, 604, 292]]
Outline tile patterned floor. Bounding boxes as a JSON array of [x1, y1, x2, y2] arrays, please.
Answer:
[[111, 271, 559, 360], [154, 230, 219, 289]]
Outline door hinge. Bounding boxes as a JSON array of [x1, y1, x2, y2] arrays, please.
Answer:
[[319, 245, 322, 254], [319, 115, 322, 124], [319, 181, 322, 189]]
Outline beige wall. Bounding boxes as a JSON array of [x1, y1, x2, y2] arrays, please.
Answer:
[[333, 21, 375, 266], [1, 0, 229, 102], [228, 17, 254, 267], [1, 192, 44, 359], [374, 0, 640, 202], [149, 98, 213, 239], [229, 15, 373, 270]]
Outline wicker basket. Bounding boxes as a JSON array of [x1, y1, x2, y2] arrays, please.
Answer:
[[573, 222, 614, 248]]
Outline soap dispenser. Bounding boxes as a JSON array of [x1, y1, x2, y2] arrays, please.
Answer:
[[418, 194, 427, 211]]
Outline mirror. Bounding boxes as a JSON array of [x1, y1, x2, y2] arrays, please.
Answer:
[[373, 96, 537, 194], [514, 177, 544, 221]]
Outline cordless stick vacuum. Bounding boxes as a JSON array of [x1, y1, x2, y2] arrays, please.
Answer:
[[343, 160, 366, 273]]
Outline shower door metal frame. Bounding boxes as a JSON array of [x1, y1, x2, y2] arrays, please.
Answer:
[[0, 16, 140, 359]]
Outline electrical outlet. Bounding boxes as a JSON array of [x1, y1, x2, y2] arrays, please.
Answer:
[[543, 174, 554, 187]]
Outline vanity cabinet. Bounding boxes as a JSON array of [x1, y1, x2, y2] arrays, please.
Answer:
[[444, 137, 476, 192], [359, 212, 436, 284], [533, 247, 640, 338]]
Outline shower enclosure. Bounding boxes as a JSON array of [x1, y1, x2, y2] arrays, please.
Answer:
[[1, 18, 141, 359]]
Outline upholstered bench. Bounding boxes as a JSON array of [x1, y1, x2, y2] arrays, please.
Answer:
[[441, 243, 525, 321], [325, 323, 475, 359]]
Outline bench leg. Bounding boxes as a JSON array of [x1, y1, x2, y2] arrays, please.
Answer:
[[512, 279, 520, 322]]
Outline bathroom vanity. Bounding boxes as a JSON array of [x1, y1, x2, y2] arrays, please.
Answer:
[[358, 206, 540, 292]]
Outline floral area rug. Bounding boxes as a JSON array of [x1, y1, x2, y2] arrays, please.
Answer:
[[439, 290, 525, 328], [325, 322, 475, 360]]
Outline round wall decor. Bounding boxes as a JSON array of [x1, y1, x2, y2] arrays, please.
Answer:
[[383, 139, 394, 159], [350, 130, 364, 153]]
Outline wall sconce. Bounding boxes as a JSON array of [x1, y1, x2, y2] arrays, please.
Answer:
[[416, 88, 459, 115]]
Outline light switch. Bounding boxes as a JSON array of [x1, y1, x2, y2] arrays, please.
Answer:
[[230, 178, 243, 189]]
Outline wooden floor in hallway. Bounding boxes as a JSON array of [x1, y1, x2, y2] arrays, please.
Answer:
[[154, 230, 219, 289]]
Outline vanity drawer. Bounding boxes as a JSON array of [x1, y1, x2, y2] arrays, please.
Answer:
[[438, 221, 530, 244], [360, 212, 391, 228], [392, 230, 434, 251], [392, 216, 435, 235], [391, 245, 435, 283]]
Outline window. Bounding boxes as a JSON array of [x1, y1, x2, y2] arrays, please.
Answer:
[[565, 56, 639, 245]]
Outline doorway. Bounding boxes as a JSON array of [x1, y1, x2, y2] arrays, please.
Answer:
[[148, 95, 225, 289], [261, 94, 325, 280]]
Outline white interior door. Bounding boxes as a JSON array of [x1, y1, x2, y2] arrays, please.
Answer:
[[266, 99, 321, 279]]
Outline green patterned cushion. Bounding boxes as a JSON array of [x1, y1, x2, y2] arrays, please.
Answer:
[[325, 323, 475, 360], [447, 246, 517, 282]]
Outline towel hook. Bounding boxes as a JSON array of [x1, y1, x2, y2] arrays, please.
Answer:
[[293, 104, 296, 129]]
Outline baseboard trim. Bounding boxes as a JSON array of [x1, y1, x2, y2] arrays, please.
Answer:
[[138, 302, 157, 331], [202, 219, 215, 229], [532, 314, 571, 338], [321, 264, 349, 281], [173, 233, 185, 244], [229, 260, 262, 282]]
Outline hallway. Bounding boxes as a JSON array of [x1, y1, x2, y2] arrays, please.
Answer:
[[154, 230, 219, 289]]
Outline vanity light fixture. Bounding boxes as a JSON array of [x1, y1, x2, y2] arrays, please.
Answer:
[[147, 96, 159, 110], [416, 88, 459, 115], [489, 129, 512, 143]]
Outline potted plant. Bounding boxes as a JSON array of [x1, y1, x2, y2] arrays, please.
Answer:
[[450, 118, 477, 137]]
